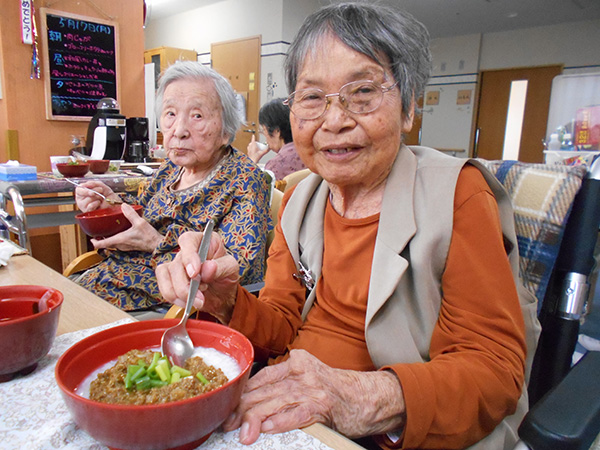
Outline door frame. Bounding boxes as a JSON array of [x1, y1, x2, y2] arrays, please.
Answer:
[[470, 64, 563, 162]]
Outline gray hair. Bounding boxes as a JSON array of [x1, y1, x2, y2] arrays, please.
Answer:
[[155, 61, 241, 144], [284, 2, 432, 117]]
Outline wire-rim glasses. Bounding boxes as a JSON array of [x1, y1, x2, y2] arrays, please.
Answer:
[[284, 79, 399, 120]]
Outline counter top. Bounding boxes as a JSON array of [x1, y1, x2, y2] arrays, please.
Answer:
[[0, 171, 147, 196]]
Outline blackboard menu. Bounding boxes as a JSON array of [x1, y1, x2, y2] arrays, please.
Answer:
[[41, 8, 119, 121]]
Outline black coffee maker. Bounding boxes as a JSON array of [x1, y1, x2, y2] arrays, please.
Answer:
[[85, 98, 127, 160], [125, 117, 150, 163]]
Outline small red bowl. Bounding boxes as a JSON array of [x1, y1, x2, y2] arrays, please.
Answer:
[[55, 319, 254, 450], [88, 159, 110, 174], [56, 162, 90, 178], [75, 204, 143, 238], [0, 285, 63, 382]]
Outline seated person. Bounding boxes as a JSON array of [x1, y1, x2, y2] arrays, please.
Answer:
[[247, 98, 306, 180], [73, 61, 271, 313], [156, 3, 539, 449]]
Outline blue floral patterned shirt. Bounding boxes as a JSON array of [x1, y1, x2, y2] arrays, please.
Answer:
[[77, 147, 272, 311]]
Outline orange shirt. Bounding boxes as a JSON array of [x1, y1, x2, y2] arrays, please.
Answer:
[[271, 202, 379, 370], [230, 165, 526, 449]]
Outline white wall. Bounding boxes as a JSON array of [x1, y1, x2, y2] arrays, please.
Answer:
[[144, 0, 294, 104], [281, 0, 321, 43], [145, 5, 600, 157], [480, 19, 600, 72], [420, 19, 600, 156], [144, 0, 283, 53], [421, 34, 481, 155]]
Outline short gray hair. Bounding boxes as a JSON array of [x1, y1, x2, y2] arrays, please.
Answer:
[[284, 2, 432, 117], [155, 61, 241, 144]]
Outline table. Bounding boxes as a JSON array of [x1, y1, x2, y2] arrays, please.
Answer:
[[0, 254, 364, 450], [0, 171, 146, 252]]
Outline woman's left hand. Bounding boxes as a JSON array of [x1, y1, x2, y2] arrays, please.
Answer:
[[222, 349, 407, 445], [91, 203, 163, 252]]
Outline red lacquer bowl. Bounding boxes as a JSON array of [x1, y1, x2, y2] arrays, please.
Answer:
[[56, 162, 90, 177], [89, 159, 110, 174], [55, 319, 254, 450], [75, 204, 143, 238], [0, 285, 63, 382]]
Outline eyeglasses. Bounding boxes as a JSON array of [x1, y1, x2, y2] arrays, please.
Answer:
[[284, 79, 399, 120]]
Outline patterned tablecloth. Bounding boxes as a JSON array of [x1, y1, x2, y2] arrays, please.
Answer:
[[0, 319, 334, 450]]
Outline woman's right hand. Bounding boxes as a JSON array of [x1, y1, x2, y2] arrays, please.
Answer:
[[156, 231, 241, 323], [75, 180, 120, 212], [247, 135, 269, 163]]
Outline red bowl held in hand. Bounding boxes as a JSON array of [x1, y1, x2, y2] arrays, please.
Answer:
[[75, 204, 143, 238], [0, 285, 63, 382], [55, 319, 254, 450]]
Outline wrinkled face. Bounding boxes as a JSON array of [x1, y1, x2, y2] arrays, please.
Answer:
[[290, 35, 413, 190], [160, 78, 229, 170]]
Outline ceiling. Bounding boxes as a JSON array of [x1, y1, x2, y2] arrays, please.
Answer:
[[144, 0, 600, 39]]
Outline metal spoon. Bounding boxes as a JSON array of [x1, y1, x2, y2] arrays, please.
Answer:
[[161, 219, 215, 366], [63, 178, 123, 205]]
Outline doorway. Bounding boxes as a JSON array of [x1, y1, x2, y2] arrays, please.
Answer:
[[473, 65, 562, 163], [211, 36, 261, 153]]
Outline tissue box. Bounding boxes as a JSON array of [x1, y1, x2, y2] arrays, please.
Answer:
[[0, 163, 37, 181]]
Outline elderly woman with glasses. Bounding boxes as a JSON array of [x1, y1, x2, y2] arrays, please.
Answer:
[[156, 3, 538, 449]]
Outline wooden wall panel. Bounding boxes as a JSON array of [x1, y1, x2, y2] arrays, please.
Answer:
[[0, 0, 145, 272], [0, 0, 145, 171]]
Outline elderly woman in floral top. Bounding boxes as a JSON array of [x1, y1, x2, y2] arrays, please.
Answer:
[[73, 61, 271, 313]]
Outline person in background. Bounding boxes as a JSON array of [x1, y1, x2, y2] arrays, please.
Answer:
[[73, 61, 271, 316], [247, 98, 306, 180], [156, 3, 539, 449]]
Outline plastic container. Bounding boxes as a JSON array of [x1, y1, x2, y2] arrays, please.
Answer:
[[50, 156, 70, 176], [547, 133, 561, 150], [561, 133, 574, 150]]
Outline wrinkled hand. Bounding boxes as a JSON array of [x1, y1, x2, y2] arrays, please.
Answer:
[[155, 231, 240, 323], [247, 135, 269, 163], [91, 203, 162, 252], [75, 180, 121, 212], [223, 349, 406, 445]]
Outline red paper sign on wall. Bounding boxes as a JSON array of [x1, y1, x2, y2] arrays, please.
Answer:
[[575, 106, 600, 150]]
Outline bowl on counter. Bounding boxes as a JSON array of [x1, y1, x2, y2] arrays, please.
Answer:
[[88, 160, 110, 174], [0, 285, 63, 382], [108, 160, 124, 173], [55, 319, 254, 450], [75, 204, 143, 238], [56, 162, 90, 178]]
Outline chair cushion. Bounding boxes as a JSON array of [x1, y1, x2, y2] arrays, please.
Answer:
[[477, 160, 587, 310]]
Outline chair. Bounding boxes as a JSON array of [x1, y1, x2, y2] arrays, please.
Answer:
[[274, 179, 287, 192], [477, 158, 600, 450], [281, 168, 312, 192], [63, 250, 103, 277]]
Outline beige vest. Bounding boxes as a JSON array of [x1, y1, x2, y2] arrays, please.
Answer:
[[280, 145, 541, 450]]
